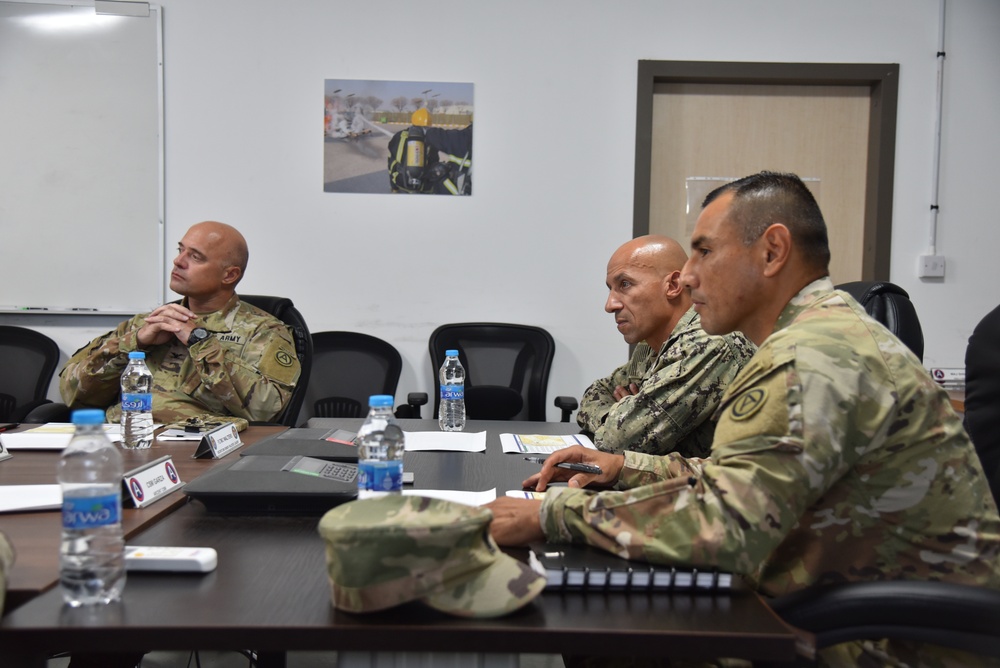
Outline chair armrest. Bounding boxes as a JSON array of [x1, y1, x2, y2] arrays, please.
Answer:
[[23, 401, 72, 423], [769, 580, 1000, 655], [554, 396, 578, 423], [11, 398, 52, 422], [395, 392, 428, 419]]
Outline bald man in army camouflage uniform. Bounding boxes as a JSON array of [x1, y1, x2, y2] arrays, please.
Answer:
[[577, 235, 754, 458], [60, 221, 300, 426], [487, 172, 1000, 667]]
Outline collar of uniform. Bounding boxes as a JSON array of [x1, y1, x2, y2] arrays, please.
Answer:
[[773, 276, 836, 334], [651, 306, 700, 358], [179, 293, 240, 334], [669, 307, 699, 345]]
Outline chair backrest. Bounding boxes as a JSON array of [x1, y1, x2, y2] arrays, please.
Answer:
[[302, 331, 403, 422], [428, 323, 555, 422], [836, 281, 925, 361], [0, 325, 60, 422], [965, 303, 1000, 504], [238, 294, 313, 427]]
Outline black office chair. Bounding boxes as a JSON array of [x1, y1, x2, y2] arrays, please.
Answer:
[[302, 331, 403, 422], [0, 325, 60, 422], [427, 323, 555, 422], [836, 281, 924, 361], [239, 295, 313, 427], [965, 303, 1000, 504], [769, 580, 1000, 662]]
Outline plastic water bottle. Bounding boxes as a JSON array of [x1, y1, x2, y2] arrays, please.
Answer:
[[438, 349, 466, 432], [58, 409, 126, 607], [356, 395, 405, 499], [120, 350, 153, 449]]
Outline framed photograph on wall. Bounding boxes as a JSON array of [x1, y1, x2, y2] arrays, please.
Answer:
[[323, 79, 474, 196]]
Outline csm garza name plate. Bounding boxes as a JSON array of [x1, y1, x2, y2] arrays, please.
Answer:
[[194, 422, 243, 459], [123, 455, 184, 508]]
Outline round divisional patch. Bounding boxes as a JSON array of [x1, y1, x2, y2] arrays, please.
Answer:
[[730, 388, 768, 421], [275, 350, 294, 367]]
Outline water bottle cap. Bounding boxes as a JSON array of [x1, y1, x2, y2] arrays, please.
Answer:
[[128, 351, 146, 359], [368, 395, 394, 407], [445, 349, 459, 357], [71, 409, 106, 425]]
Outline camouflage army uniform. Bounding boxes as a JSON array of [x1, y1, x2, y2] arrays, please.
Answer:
[[576, 307, 755, 458], [60, 294, 300, 425], [542, 278, 1000, 667]]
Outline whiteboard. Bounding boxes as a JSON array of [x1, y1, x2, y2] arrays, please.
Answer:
[[0, 1, 163, 314]]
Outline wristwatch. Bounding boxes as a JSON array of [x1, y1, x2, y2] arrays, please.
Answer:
[[186, 327, 210, 347]]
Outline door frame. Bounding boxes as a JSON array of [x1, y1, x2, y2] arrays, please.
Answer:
[[633, 61, 899, 279]]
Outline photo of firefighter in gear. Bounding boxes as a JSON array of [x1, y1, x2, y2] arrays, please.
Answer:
[[388, 108, 472, 196]]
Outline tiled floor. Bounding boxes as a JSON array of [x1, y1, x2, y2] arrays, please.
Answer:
[[48, 651, 563, 667]]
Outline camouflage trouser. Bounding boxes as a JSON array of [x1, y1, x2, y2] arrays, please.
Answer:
[[562, 642, 1000, 668], [562, 657, 751, 668], [0, 531, 13, 614]]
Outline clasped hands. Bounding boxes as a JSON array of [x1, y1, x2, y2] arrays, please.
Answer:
[[136, 303, 200, 348], [613, 382, 640, 401], [484, 445, 626, 546]]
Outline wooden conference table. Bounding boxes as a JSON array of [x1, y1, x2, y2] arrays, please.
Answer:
[[0, 419, 799, 666]]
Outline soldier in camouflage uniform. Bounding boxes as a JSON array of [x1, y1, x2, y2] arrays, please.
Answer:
[[487, 172, 1000, 667], [60, 221, 300, 426], [578, 235, 754, 458]]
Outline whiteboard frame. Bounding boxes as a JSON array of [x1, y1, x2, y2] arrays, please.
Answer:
[[0, 0, 164, 315]]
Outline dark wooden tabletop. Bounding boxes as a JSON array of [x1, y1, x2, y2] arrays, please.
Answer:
[[0, 424, 285, 607], [0, 419, 799, 665]]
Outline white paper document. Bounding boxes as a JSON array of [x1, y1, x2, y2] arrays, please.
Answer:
[[499, 433, 595, 455], [403, 488, 496, 506], [0, 423, 123, 450], [505, 489, 545, 500], [402, 431, 487, 452], [0, 484, 62, 512]]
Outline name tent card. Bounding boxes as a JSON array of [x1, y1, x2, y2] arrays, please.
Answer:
[[193, 422, 243, 459], [123, 455, 184, 508]]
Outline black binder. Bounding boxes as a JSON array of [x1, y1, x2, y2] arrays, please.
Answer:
[[528, 544, 733, 592]]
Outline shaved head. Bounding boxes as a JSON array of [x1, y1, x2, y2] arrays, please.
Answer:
[[188, 221, 249, 279], [610, 235, 689, 277], [605, 235, 691, 350]]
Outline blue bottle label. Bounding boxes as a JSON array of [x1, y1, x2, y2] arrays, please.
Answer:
[[440, 384, 464, 401], [122, 393, 152, 412], [357, 460, 403, 493], [62, 493, 121, 529]]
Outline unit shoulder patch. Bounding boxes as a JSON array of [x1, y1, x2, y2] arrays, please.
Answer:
[[729, 388, 767, 421]]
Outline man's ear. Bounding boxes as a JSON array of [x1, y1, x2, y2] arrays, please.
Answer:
[[663, 270, 685, 299], [761, 224, 792, 278], [222, 265, 242, 287]]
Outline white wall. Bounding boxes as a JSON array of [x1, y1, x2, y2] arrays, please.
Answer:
[[5, 0, 999, 419]]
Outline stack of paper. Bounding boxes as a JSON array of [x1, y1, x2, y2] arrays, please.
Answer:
[[0, 423, 123, 450], [0, 484, 61, 512], [499, 433, 595, 455]]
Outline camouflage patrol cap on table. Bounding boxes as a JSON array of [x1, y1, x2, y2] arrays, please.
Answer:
[[317, 495, 546, 618]]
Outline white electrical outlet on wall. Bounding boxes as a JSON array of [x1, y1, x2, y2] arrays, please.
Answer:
[[918, 255, 946, 278]]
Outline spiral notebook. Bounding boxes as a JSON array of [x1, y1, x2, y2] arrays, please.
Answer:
[[528, 544, 733, 592]]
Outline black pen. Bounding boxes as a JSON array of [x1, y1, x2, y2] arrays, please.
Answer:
[[523, 455, 602, 475]]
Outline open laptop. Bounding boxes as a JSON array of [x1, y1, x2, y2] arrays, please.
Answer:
[[184, 428, 360, 513]]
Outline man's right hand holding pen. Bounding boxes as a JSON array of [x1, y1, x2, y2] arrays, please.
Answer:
[[524, 445, 626, 492]]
